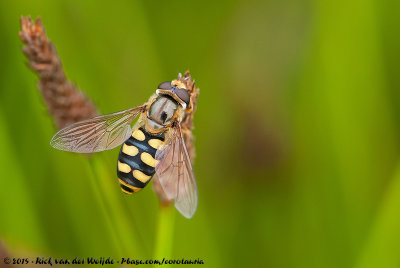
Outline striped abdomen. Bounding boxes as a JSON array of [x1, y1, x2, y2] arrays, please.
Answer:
[[117, 127, 165, 194]]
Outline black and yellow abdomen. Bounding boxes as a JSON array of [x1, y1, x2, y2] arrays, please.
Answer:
[[117, 127, 165, 194]]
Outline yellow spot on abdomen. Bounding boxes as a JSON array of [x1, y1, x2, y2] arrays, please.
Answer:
[[122, 144, 139, 156], [141, 152, 156, 167], [132, 170, 151, 183], [119, 179, 142, 193], [148, 139, 164, 149], [118, 161, 131, 173], [132, 129, 145, 141]]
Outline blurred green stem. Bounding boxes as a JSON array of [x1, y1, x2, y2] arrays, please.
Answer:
[[154, 205, 175, 267], [87, 156, 145, 256]]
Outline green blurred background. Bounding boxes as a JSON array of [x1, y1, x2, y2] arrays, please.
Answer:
[[0, 0, 400, 267]]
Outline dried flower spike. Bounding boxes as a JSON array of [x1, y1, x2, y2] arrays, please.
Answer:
[[181, 70, 200, 161], [19, 16, 98, 129]]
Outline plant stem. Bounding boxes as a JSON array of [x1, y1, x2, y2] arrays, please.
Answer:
[[154, 204, 175, 267]]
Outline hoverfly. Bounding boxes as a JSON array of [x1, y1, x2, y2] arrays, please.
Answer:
[[50, 74, 198, 218]]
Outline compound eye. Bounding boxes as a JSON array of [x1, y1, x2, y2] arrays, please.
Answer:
[[175, 88, 190, 106], [158, 81, 172, 90]]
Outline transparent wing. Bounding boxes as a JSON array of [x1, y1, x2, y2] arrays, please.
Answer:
[[155, 123, 198, 218], [152, 173, 174, 205], [50, 105, 145, 153]]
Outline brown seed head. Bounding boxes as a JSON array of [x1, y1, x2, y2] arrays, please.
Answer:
[[19, 16, 98, 129]]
